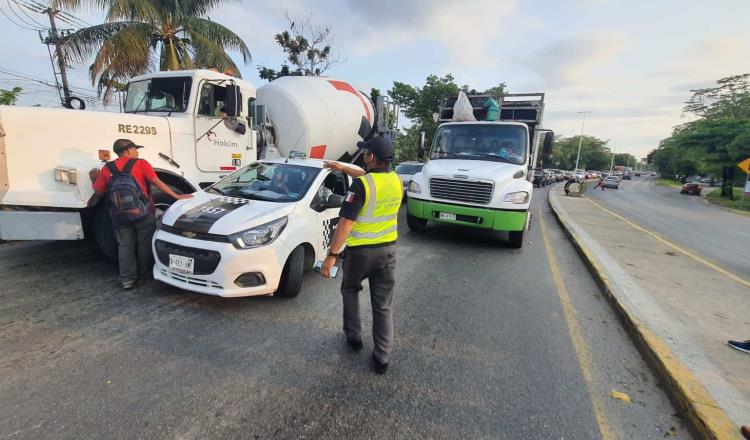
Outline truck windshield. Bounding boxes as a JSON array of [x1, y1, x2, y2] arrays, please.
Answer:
[[429, 124, 527, 165], [208, 162, 320, 202], [124, 77, 192, 113]]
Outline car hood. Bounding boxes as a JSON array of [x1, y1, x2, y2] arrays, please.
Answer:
[[423, 159, 522, 182], [161, 191, 297, 235]]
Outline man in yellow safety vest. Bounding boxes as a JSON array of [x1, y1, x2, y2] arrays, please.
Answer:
[[322, 137, 403, 374]]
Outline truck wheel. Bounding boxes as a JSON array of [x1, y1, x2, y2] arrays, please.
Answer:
[[94, 205, 118, 262], [406, 213, 428, 232], [508, 230, 524, 248], [275, 245, 305, 298]]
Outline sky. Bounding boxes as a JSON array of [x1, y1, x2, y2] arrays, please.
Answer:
[[1, 0, 750, 160]]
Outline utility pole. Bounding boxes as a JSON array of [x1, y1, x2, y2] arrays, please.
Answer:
[[609, 147, 616, 174], [573, 111, 592, 172], [42, 8, 72, 107]]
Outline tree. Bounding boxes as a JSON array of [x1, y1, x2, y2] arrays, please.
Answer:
[[395, 125, 421, 162], [258, 12, 341, 81], [0, 87, 22, 105], [55, 0, 251, 103], [549, 135, 611, 171]]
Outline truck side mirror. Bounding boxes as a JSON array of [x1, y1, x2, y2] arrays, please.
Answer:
[[224, 85, 241, 118], [417, 129, 426, 161], [543, 131, 554, 156]]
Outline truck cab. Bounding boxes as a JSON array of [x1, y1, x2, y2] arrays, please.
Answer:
[[405, 93, 553, 248]]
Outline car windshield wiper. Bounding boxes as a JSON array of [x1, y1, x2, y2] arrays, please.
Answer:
[[206, 187, 226, 195]]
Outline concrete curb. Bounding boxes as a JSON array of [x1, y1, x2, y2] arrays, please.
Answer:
[[548, 189, 742, 440]]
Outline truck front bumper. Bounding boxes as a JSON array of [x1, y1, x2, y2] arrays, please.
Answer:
[[407, 197, 527, 231]]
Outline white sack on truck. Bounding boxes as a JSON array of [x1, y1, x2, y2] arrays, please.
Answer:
[[452, 91, 476, 122]]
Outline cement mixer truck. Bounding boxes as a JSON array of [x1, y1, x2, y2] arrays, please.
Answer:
[[0, 69, 391, 263]]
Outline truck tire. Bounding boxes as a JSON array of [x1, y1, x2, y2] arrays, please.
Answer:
[[508, 230, 524, 248], [95, 205, 118, 262], [275, 245, 305, 298], [406, 213, 428, 232]]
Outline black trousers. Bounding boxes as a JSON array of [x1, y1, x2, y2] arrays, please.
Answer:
[[340, 244, 397, 363]]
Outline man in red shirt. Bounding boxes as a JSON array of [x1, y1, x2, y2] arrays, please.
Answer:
[[88, 139, 192, 289]]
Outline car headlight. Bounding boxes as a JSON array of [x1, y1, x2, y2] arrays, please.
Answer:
[[408, 181, 422, 194], [503, 191, 530, 204], [229, 216, 288, 249]]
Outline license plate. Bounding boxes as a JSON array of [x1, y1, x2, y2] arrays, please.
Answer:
[[438, 212, 456, 221], [169, 254, 194, 274]]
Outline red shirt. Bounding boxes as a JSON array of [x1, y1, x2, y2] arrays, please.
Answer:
[[93, 157, 158, 213]]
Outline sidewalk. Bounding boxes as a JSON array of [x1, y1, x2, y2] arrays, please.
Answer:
[[549, 185, 749, 440]]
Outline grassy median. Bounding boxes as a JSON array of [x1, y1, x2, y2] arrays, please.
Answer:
[[656, 178, 682, 188], [705, 187, 750, 213]]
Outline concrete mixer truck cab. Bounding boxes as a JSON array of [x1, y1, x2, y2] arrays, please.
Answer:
[[153, 155, 360, 298], [0, 69, 386, 260], [405, 93, 554, 248]]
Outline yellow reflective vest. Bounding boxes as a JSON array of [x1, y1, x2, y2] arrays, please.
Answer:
[[347, 171, 403, 247]]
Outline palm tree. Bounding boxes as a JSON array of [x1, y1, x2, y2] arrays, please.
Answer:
[[55, 0, 251, 103]]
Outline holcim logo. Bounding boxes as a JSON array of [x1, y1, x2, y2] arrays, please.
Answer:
[[214, 139, 239, 148]]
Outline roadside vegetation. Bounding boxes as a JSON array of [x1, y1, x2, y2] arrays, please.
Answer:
[[656, 178, 682, 188], [705, 187, 750, 213], [648, 74, 750, 201]]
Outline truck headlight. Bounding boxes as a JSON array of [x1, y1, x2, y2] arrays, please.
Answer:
[[408, 181, 422, 194], [54, 167, 78, 185], [503, 191, 529, 204], [229, 216, 288, 249]]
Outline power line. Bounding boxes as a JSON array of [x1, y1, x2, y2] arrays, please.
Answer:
[[7, 0, 45, 29], [10, 0, 47, 29], [0, 3, 38, 29]]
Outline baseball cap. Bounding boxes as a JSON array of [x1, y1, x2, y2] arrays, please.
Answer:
[[113, 138, 144, 154], [357, 136, 395, 162]]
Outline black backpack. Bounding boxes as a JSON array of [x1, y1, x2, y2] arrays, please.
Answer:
[[106, 159, 149, 224]]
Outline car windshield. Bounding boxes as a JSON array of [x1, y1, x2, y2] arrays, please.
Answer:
[[207, 162, 320, 202], [124, 77, 192, 113], [429, 124, 527, 164], [395, 164, 423, 175]]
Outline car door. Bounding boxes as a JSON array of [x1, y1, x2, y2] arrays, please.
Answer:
[[311, 170, 349, 255]]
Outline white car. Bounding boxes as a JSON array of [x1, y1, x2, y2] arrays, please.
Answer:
[[153, 156, 358, 298], [395, 161, 425, 196]]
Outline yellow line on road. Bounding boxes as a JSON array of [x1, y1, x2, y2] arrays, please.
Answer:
[[538, 207, 613, 440], [585, 197, 750, 289]]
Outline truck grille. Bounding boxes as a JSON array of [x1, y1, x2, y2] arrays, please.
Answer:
[[429, 178, 494, 205]]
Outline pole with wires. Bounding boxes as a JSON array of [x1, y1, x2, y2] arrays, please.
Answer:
[[43, 7, 72, 107], [573, 111, 591, 173]]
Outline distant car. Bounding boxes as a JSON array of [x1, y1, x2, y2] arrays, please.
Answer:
[[622, 174, 632, 180], [533, 168, 551, 187], [395, 161, 425, 196], [604, 176, 620, 189], [650, 172, 656, 176], [700, 177, 710, 183], [680, 182, 702, 195], [634, 172, 641, 177]]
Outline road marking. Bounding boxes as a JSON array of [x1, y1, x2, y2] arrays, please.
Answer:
[[538, 207, 613, 440], [585, 197, 750, 289]]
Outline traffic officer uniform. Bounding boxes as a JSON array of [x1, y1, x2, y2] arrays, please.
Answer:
[[337, 137, 403, 371]]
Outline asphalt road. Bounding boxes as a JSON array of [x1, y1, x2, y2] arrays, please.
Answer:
[[0, 187, 689, 440], [586, 176, 750, 277]]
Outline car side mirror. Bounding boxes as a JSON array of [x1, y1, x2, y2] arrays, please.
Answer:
[[314, 194, 345, 211], [224, 84, 241, 118], [417, 129, 426, 161]]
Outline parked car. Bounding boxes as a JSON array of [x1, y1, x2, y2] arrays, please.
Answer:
[[680, 182, 702, 195], [650, 172, 656, 176], [604, 176, 620, 189], [622, 174, 632, 180], [533, 168, 553, 187], [395, 161, 425, 196], [634, 172, 641, 177]]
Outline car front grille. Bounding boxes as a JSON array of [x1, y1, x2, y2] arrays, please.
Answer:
[[429, 178, 493, 205], [154, 239, 221, 275]]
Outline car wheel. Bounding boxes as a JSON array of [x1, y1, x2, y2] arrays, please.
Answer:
[[94, 204, 118, 262], [680, 190, 686, 194], [275, 245, 305, 298], [508, 230, 524, 248], [407, 213, 429, 232]]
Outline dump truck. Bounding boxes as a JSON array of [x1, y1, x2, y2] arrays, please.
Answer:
[[405, 93, 554, 247]]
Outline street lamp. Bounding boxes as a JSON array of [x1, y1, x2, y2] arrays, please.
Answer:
[[609, 146, 616, 174], [573, 111, 592, 173]]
